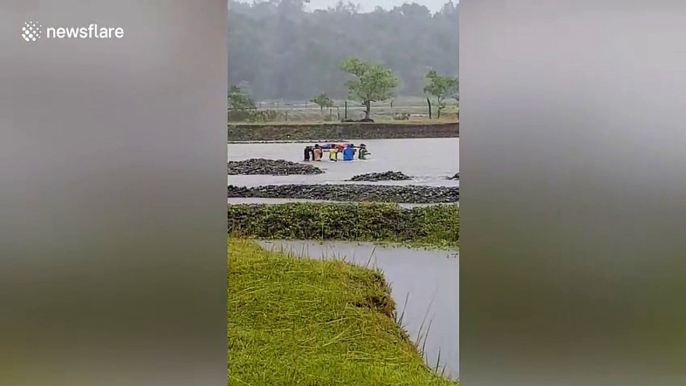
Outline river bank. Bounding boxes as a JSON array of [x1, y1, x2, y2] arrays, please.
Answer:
[[228, 238, 458, 385], [228, 158, 323, 175], [228, 122, 459, 141], [260, 239, 460, 379], [228, 203, 459, 248]]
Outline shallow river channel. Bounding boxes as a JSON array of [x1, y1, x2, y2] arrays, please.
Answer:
[[228, 138, 459, 188]]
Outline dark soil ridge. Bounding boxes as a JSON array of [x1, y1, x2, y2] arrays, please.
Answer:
[[227, 122, 459, 141], [228, 158, 323, 175], [227, 184, 459, 204], [348, 171, 412, 182]]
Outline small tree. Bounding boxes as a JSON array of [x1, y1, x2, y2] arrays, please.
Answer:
[[228, 86, 257, 122], [228, 86, 256, 111], [310, 93, 334, 113], [423, 70, 459, 119], [339, 57, 399, 120]]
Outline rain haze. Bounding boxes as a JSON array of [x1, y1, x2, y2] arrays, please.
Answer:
[[306, 0, 450, 13], [228, 0, 459, 102], [228, 0, 460, 383]]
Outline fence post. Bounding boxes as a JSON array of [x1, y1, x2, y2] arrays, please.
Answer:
[[427, 98, 432, 119], [344, 101, 348, 120]]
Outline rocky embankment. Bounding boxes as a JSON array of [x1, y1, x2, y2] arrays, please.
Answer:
[[349, 171, 412, 182], [228, 158, 323, 175], [227, 184, 459, 203]]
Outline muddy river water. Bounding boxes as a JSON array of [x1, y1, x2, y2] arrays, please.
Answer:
[[228, 138, 459, 188]]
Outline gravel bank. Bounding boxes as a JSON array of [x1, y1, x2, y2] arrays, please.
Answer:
[[228, 158, 323, 175]]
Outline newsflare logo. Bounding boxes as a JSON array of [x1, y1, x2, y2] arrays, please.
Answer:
[[22, 21, 42, 42], [22, 21, 124, 43]]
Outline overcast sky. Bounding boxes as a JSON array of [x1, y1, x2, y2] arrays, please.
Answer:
[[304, 0, 452, 13]]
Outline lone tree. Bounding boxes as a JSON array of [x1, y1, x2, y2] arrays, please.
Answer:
[[228, 85, 256, 111], [423, 70, 459, 119], [339, 57, 399, 120], [310, 93, 334, 113]]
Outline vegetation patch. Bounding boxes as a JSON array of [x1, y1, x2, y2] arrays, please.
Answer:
[[228, 238, 458, 385], [227, 202, 459, 247]]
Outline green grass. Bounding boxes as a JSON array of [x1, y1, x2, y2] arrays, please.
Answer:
[[228, 203, 459, 249], [228, 238, 458, 385]]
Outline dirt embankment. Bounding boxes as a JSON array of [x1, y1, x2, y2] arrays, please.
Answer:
[[227, 122, 459, 142]]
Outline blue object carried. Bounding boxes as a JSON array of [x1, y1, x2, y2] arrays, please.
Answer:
[[342, 144, 355, 161]]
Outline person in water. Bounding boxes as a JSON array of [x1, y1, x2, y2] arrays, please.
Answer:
[[313, 144, 323, 161], [358, 144, 370, 160], [329, 145, 338, 161], [342, 143, 356, 161], [303, 145, 313, 161]]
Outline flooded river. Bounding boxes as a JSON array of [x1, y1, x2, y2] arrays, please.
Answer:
[[228, 138, 459, 188], [258, 240, 459, 379]]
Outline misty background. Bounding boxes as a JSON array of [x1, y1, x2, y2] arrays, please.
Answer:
[[305, 0, 449, 13], [228, 0, 459, 101]]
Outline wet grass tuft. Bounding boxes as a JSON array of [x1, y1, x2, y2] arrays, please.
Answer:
[[228, 238, 458, 385]]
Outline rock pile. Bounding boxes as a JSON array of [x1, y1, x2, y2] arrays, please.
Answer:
[[227, 184, 459, 203], [349, 171, 412, 182], [228, 158, 323, 175]]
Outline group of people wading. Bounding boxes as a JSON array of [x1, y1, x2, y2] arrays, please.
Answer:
[[303, 143, 370, 162]]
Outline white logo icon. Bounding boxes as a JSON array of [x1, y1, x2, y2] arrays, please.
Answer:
[[22, 21, 42, 42]]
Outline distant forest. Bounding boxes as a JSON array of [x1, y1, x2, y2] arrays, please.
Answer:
[[228, 0, 459, 101]]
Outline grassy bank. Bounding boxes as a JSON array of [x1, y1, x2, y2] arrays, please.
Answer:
[[227, 202, 459, 248], [228, 238, 458, 385]]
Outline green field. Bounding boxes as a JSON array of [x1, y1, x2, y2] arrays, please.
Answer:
[[233, 97, 459, 124], [229, 117, 458, 126], [228, 238, 458, 386]]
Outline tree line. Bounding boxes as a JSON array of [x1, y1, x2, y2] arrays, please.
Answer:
[[227, 0, 459, 101], [230, 56, 458, 120]]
